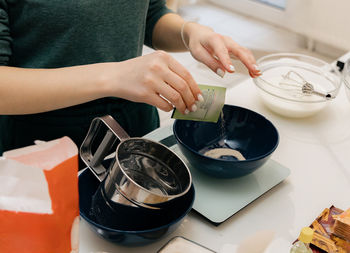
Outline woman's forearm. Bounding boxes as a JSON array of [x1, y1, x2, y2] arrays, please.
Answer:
[[152, 13, 189, 52], [0, 64, 109, 115], [0, 52, 202, 116]]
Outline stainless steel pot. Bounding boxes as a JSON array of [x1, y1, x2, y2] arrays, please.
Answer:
[[80, 115, 192, 209]]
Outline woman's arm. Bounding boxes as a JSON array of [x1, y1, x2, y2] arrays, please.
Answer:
[[0, 64, 107, 115], [152, 13, 261, 78], [0, 1, 200, 116], [151, 13, 187, 52], [0, 52, 201, 115]]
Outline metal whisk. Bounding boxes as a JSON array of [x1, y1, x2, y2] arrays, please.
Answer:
[[279, 70, 332, 100]]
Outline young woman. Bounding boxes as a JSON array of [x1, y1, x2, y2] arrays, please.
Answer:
[[0, 0, 260, 155]]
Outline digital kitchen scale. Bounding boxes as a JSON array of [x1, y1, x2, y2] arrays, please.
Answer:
[[144, 124, 291, 225]]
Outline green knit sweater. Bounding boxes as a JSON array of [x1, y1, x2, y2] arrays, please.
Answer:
[[0, 0, 170, 67]]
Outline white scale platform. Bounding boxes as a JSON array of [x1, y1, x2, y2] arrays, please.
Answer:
[[144, 124, 290, 225]]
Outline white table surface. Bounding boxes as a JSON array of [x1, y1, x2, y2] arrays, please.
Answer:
[[79, 78, 350, 253]]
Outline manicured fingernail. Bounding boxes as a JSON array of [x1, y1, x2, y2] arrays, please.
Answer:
[[184, 109, 190, 114], [216, 68, 225, 78], [191, 104, 197, 112], [253, 64, 260, 71], [197, 94, 204, 102], [229, 65, 235, 72]]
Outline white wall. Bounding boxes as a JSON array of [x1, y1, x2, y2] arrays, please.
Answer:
[[208, 0, 350, 51]]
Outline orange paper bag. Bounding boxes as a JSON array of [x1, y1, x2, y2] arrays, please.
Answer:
[[0, 137, 79, 253]]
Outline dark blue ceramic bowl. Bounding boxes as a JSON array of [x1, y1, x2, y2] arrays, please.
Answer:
[[79, 168, 195, 246], [173, 104, 279, 178]]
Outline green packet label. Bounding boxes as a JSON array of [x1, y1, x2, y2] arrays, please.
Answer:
[[171, 84, 226, 123]]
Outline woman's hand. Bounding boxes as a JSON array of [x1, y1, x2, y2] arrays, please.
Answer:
[[0, 51, 200, 115], [183, 22, 261, 78], [100, 51, 202, 114]]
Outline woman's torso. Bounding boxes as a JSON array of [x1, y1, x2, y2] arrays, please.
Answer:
[[7, 0, 149, 67]]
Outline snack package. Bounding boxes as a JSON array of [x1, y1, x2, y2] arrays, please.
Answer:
[[333, 208, 350, 242], [308, 206, 350, 253], [0, 137, 79, 253]]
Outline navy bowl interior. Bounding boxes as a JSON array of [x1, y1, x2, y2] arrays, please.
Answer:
[[79, 167, 195, 246], [173, 104, 279, 178]]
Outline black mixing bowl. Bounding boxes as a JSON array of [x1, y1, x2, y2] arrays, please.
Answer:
[[173, 104, 279, 178], [79, 167, 195, 246]]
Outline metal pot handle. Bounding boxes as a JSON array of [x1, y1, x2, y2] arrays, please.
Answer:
[[80, 115, 130, 182]]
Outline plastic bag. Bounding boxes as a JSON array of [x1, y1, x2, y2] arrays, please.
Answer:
[[0, 137, 79, 253]]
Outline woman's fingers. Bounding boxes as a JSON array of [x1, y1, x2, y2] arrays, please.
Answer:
[[235, 49, 260, 78], [190, 45, 227, 78], [113, 51, 202, 114], [155, 79, 190, 114], [163, 71, 197, 112], [145, 51, 201, 114], [206, 35, 235, 73], [146, 93, 174, 112], [224, 37, 261, 78], [185, 24, 261, 78], [167, 55, 202, 102]]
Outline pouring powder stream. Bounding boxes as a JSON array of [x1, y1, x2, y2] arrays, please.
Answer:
[[203, 111, 246, 161]]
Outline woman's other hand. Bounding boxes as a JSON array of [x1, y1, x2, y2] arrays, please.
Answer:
[[183, 22, 261, 78]]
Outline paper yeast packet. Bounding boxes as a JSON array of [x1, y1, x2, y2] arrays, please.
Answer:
[[0, 137, 79, 253], [172, 84, 226, 123]]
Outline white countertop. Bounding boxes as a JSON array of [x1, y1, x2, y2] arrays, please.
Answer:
[[79, 77, 350, 253]]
